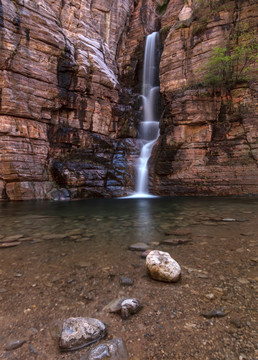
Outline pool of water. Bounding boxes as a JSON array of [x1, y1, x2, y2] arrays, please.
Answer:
[[0, 197, 257, 359]]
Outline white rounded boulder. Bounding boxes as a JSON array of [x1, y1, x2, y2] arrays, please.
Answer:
[[146, 250, 181, 282]]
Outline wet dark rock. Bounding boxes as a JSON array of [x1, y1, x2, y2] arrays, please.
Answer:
[[120, 276, 134, 286], [83, 338, 129, 360], [146, 250, 181, 283], [5, 339, 26, 351], [129, 243, 150, 251], [59, 317, 106, 352], [161, 238, 192, 245], [164, 230, 192, 237], [141, 249, 152, 258], [201, 309, 229, 319], [50, 188, 70, 201]]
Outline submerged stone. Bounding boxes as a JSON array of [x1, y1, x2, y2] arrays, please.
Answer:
[[161, 238, 192, 245], [120, 276, 134, 286], [59, 317, 106, 352], [146, 250, 181, 282], [5, 339, 26, 351], [129, 242, 150, 251], [84, 338, 129, 360]]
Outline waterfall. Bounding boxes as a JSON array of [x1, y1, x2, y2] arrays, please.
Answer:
[[132, 32, 160, 198]]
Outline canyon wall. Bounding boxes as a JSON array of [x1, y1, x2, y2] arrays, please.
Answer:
[[0, 0, 140, 200], [149, 0, 258, 196], [0, 0, 257, 200]]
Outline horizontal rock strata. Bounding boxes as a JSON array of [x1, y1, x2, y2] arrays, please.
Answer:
[[149, 0, 258, 196]]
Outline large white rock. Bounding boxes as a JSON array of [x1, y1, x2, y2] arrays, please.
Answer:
[[59, 317, 106, 351], [146, 250, 181, 282]]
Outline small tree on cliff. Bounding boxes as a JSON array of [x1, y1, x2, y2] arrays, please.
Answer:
[[202, 25, 257, 90]]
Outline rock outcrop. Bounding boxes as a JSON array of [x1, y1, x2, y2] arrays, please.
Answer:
[[0, 0, 257, 200]]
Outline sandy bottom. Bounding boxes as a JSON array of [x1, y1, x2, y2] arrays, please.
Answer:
[[0, 197, 257, 360]]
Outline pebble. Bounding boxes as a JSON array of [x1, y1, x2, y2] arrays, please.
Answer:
[[5, 339, 26, 351], [59, 317, 106, 352], [129, 243, 150, 251], [119, 298, 142, 319], [146, 250, 181, 283], [104, 298, 141, 319], [82, 338, 129, 360], [120, 276, 134, 286], [204, 293, 215, 300], [201, 309, 229, 319], [104, 298, 126, 313]]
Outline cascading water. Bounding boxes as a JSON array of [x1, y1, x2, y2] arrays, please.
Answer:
[[131, 31, 161, 198]]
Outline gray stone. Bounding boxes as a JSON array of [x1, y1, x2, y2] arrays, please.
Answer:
[[120, 276, 134, 286], [84, 338, 129, 360], [59, 317, 106, 352], [146, 250, 181, 283], [5, 339, 26, 351], [128, 242, 150, 251]]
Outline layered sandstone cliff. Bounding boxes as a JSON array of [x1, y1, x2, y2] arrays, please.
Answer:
[[0, 0, 257, 200], [0, 0, 139, 200], [149, 0, 258, 196]]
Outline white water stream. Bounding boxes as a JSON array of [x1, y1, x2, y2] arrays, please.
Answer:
[[131, 32, 160, 198]]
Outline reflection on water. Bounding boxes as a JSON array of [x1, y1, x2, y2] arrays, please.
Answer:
[[0, 197, 258, 244]]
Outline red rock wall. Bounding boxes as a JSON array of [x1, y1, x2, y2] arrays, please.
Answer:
[[0, 0, 257, 200], [0, 0, 140, 200], [150, 0, 258, 196]]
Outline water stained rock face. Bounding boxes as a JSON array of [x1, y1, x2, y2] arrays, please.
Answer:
[[0, 0, 141, 200]]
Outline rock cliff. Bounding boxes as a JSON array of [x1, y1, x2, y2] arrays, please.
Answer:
[[0, 0, 139, 200], [0, 0, 257, 200], [149, 0, 258, 196]]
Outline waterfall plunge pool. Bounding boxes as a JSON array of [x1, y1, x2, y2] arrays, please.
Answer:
[[0, 197, 257, 359]]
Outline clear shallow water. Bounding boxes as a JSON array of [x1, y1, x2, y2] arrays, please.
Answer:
[[1, 197, 257, 243], [0, 197, 257, 360]]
